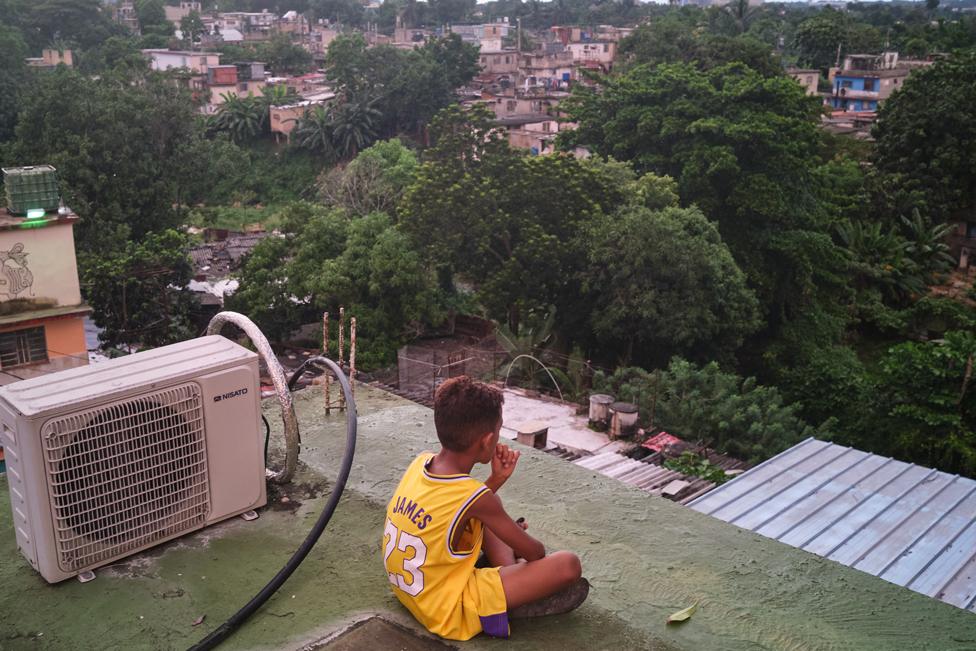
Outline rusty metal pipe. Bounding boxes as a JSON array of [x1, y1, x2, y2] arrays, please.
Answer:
[[206, 311, 300, 484]]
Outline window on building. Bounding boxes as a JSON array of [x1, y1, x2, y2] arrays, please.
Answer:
[[0, 327, 47, 368], [841, 80, 853, 88], [863, 79, 875, 91], [504, 56, 510, 64]]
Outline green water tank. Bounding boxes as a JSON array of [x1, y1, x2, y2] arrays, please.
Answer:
[[2, 165, 60, 216]]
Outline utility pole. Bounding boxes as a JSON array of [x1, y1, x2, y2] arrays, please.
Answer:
[[517, 17, 522, 54]]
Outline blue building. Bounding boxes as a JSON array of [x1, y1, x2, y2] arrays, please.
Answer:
[[828, 53, 923, 113]]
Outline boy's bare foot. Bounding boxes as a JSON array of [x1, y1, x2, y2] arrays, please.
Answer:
[[508, 578, 590, 619]]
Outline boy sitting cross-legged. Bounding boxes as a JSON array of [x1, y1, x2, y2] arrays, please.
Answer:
[[382, 376, 588, 640]]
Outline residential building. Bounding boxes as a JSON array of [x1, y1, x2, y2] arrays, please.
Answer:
[[565, 40, 617, 69], [219, 11, 276, 41], [307, 27, 340, 56], [235, 61, 267, 97], [164, 1, 201, 26], [0, 168, 90, 386], [949, 219, 976, 270], [450, 19, 511, 51], [787, 67, 820, 96], [495, 113, 561, 155], [25, 49, 74, 70], [478, 49, 519, 75], [593, 25, 635, 42], [206, 63, 267, 113], [269, 91, 336, 143], [113, 0, 140, 33], [519, 49, 575, 90], [143, 50, 265, 114], [144, 49, 220, 75], [486, 91, 568, 120], [206, 65, 240, 113], [828, 52, 932, 112]]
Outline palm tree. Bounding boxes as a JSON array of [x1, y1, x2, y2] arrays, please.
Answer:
[[211, 94, 264, 143], [725, 0, 758, 34], [259, 83, 299, 111], [836, 219, 925, 301], [330, 92, 381, 159], [900, 208, 955, 278], [292, 105, 338, 160]]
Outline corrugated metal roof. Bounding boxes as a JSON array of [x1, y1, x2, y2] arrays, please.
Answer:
[[689, 438, 976, 613], [573, 451, 719, 504]]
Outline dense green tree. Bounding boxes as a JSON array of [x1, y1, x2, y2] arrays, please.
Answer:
[[230, 204, 447, 365], [323, 32, 370, 91], [310, 0, 366, 26], [135, 0, 173, 38], [226, 224, 306, 343], [77, 35, 149, 76], [428, 0, 476, 25], [323, 34, 478, 138], [399, 105, 625, 336], [597, 359, 828, 464], [792, 8, 883, 71], [81, 230, 196, 350], [180, 11, 205, 45], [560, 62, 834, 314], [10, 68, 242, 252], [872, 50, 976, 224], [584, 205, 760, 366], [25, 0, 119, 51], [878, 332, 976, 476], [260, 33, 313, 75], [621, 18, 782, 77], [318, 138, 418, 215], [0, 24, 28, 144]]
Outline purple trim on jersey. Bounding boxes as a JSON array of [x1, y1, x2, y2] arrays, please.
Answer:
[[423, 455, 473, 482], [447, 486, 490, 558], [480, 612, 510, 638]]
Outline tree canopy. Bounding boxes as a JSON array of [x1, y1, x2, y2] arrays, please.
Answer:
[[872, 50, 976, 224], [584, 204, 760, 366]]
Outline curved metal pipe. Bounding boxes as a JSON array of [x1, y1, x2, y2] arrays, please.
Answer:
[[503, 354, 565, 402], [207, 311, 299, 484]]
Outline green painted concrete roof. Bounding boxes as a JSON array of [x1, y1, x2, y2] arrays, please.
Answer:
[[2, 385, 975, 651]]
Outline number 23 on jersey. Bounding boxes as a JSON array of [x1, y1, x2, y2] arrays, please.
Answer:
[[384, 519, 428, 596]]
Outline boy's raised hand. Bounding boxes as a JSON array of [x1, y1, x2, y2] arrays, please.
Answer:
[[487, 443, 520, 492]]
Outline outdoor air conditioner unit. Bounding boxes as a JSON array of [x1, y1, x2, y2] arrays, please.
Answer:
[[0, 335, 267, 583]]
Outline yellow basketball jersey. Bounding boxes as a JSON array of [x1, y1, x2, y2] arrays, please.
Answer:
[[383, 453, 509, 640]]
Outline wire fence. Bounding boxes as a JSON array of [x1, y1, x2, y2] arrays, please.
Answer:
[[388, 334, 611, 405]]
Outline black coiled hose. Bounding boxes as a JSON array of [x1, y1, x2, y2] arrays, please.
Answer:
[[188, 357, 357, 651]]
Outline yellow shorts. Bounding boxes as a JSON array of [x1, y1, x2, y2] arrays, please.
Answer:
[[458, 566, 509, 639], [394, 566, 509, 640]]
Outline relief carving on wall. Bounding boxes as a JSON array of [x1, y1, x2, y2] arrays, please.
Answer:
[[0, 243, 35, 299]]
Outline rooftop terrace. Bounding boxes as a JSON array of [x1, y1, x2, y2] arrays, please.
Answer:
[[2, 385, 975, 650]]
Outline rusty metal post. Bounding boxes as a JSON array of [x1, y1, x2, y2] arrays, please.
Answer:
[[323, 312, 330, 415], [350, 317, 357, 398], [338, 306, 346, 411]]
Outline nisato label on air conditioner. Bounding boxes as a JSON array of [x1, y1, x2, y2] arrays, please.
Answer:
[[213, 387, 248, 403]]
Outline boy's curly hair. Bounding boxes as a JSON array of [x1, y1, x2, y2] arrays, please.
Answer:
[[433, 376, 504, 452]]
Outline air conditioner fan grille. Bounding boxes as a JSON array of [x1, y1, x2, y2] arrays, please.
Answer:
[[42, 383, 210, 572]]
